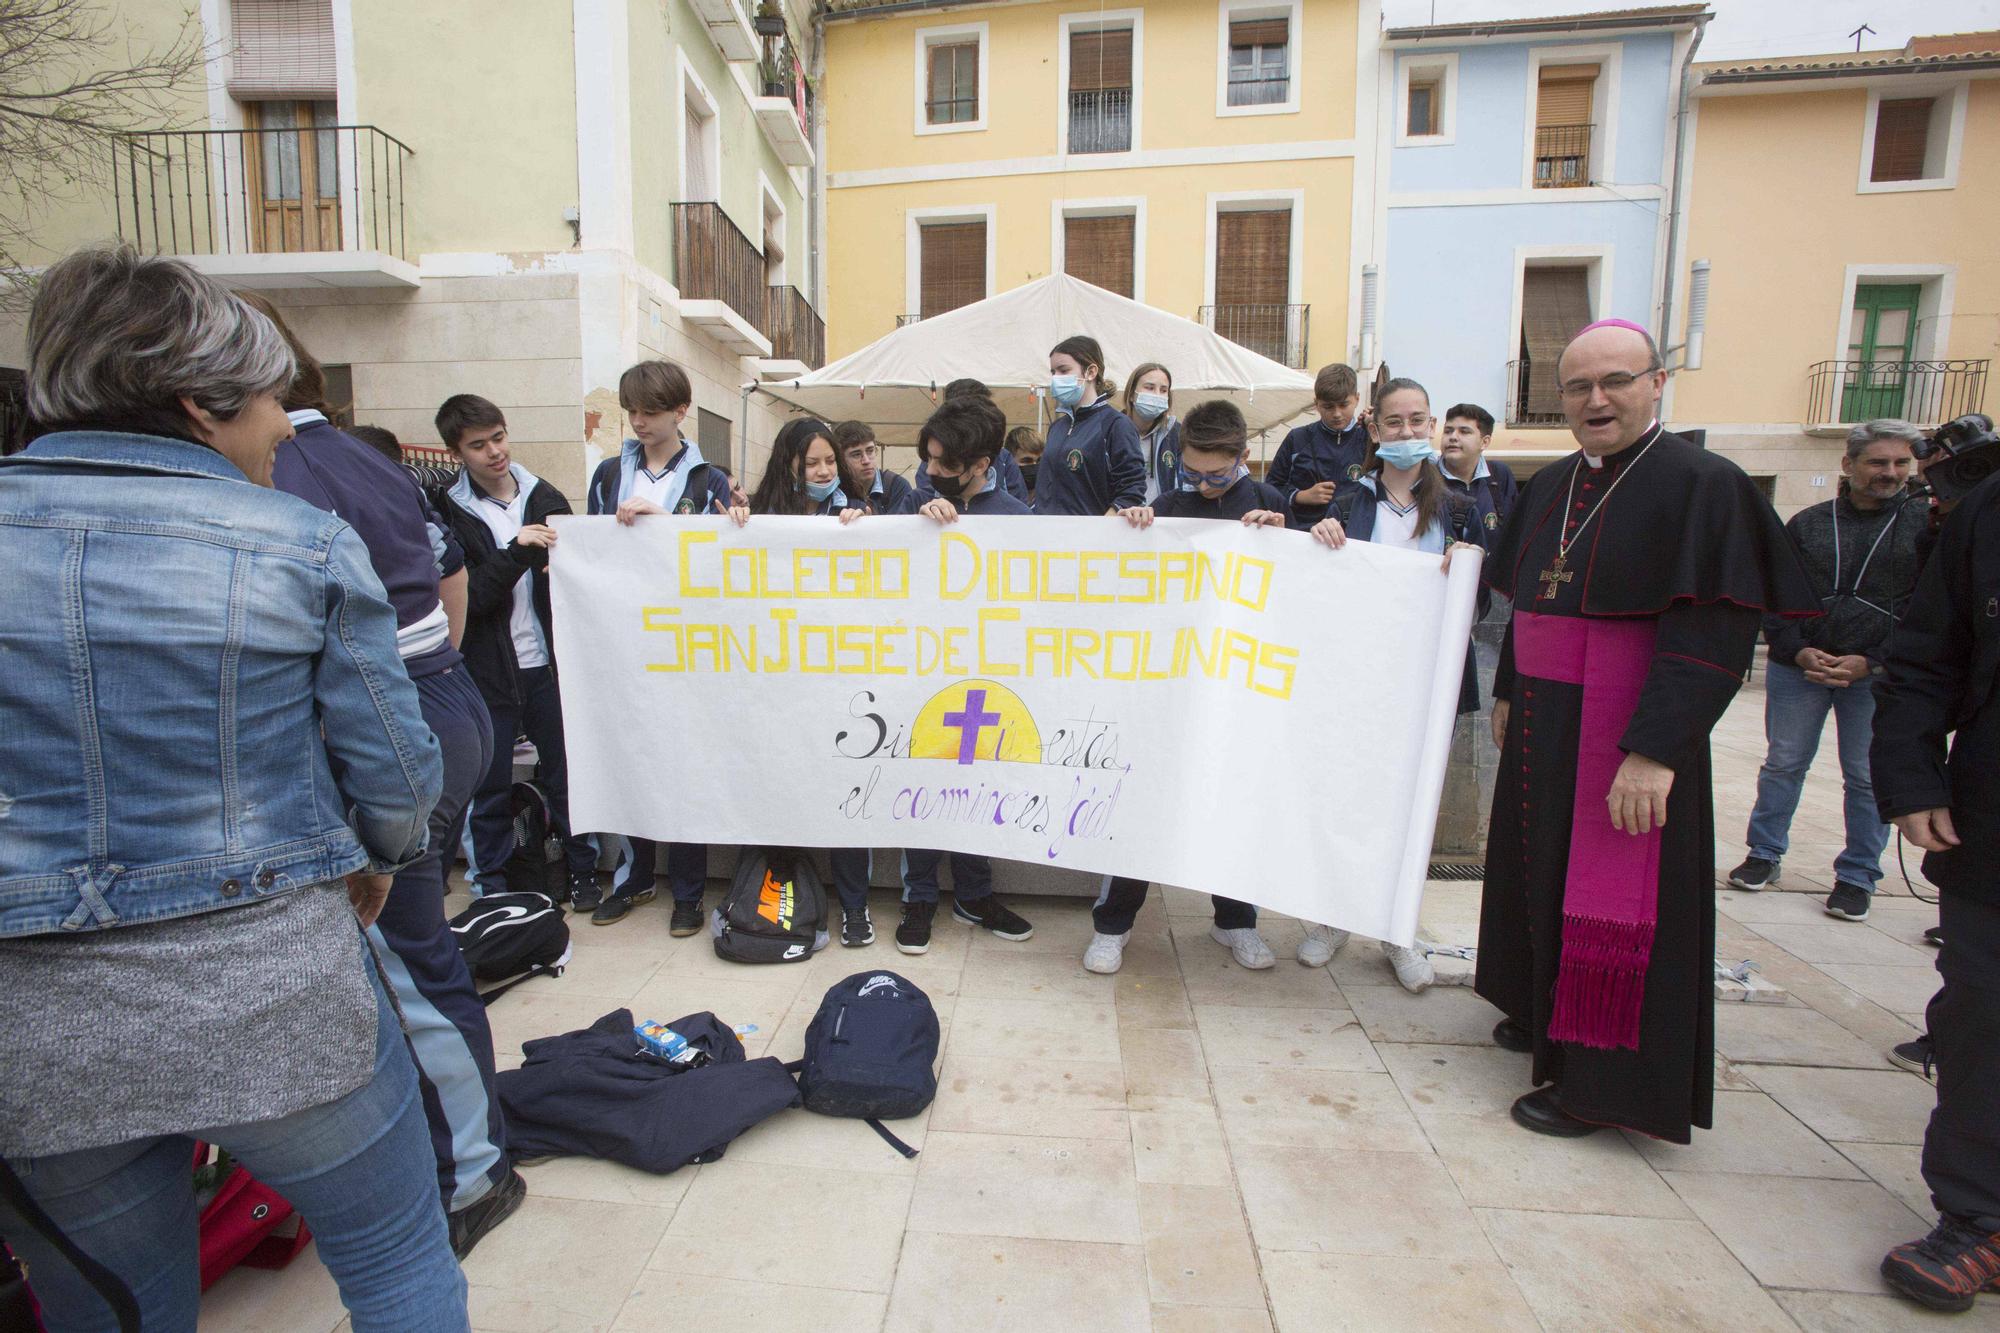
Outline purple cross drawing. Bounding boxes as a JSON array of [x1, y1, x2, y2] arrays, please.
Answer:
[[942, 688, 1002, 765]]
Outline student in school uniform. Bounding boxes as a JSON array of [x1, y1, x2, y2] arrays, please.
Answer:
[[1123, 362, 1180, 502], [913, 378, 1031, 504], [1084, 400, 1291, 975], [890, 396, 1041, 953], [1269, 363, 1370, 528], [725, 417, 877, 945], [1439, 402, 1519, 540], [1306, 376, 1487, 992], [834, 418, 916, 515], [584, 360, 734, 929], [434, 395, 602, 909], [1032, 336, 1148, 517], [1007, 426, 1044, 504]]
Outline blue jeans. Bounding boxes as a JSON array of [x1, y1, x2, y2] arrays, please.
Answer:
[[1745, 660, 1890, 889], [0, 975, 469, 1333]]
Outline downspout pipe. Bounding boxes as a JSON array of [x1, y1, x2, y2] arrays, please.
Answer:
[[1658, 15, 1706, 360]]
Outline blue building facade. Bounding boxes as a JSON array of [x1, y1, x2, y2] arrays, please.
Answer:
[[1372, 8, 1707, 442]]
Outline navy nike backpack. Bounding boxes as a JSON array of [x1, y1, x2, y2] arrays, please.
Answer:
[[792, 971, 940, 1157]]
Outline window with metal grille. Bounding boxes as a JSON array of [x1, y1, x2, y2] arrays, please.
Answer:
[[919, 220, 986, 318], [1063, 213, 1135, 299], [1068, 26, 1133, 153], [1227, 17, 1289, 107], [1870, 97, 1935, 182], [697, 408, 731, 464], [926, 41, 979, 124]]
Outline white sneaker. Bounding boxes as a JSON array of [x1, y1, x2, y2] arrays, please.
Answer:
[[1083, 931, 1130, 974], [1211, 925, 1276, 970], [1383, 942, 1434, 993], [1297, 922, 1350, 968]]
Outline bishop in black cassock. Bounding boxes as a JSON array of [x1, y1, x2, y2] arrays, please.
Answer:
[[1474, 321, 1819, 1143]]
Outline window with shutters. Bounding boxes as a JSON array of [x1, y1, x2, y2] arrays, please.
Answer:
[[916, 24, 987, 133], [1395, 53, 1456, 144], [1063, 14, 1140, 155], [1533, 63, 1598, 188], [1060, 211, 1137, 299], [681, 64, 721, 203], [1512, 263, 1597, 425], [760, 182, 787, 287], [1206, 202, 1304, 367], [1861, 88, 1960, 191], [1217, 0, 1298, 116], [917, 218, 988, 319]]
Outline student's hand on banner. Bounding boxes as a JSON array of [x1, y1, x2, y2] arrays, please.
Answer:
[[1309, 517, 1347, 549], [1297, 480, 1338, 506], [1607, 753, 1674, 834], [838, 507, 865, 526], [726, 505, 751, 527], [515, 524, 557, 549], [1440, 540, 1481, 573], [1491, 699, 1510, 749], [1241, 510, 1286, 528], [1120, 506, 1154, 529], [615, 497, 666, 526], [918, 497, 959, 524], [346, 871, 392, 927], [1894, 807, 1960, 852]]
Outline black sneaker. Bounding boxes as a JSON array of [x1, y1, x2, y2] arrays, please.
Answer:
[[592, 892, 644, 926], [1825, 881, 1872, 921], [1924, 925, 1944, 947], [670, 899, 704, 937], [952, 896, 1034, 941], [1889, 1034, 1935, 1078], [842, 904, 875, 947], [449, 1168, 527, 1260], [897, 900, 936, 954], [1727, 856, 1780, 891], [1881, 1213, 2000, 1313], [567, 869, 602, 914]]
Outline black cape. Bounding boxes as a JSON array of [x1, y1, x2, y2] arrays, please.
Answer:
[[1474, 428, 1819, 1141]]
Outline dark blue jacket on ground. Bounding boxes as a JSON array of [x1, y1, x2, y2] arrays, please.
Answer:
[[1034, 396, 1146, 515], [1268, 418, 1370, 526]]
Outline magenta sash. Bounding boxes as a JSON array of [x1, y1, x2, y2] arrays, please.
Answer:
[[1512, 611, 1660, 1051]]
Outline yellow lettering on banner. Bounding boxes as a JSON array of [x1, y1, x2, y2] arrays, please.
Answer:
[[1036, 551, 1077, 603], [1024, 626, 1062, 677], [1118, 552, 1158, 604], [641, 607, 683, 672], [1235, 556, 1274, 611], [1102, 630, 1144, 682], [722, 547, 762, 598], [940, 532, 979, 600], [1064, 628, 1103, 680], [1077, 552, 1113, 604], [977, 607, 1020, 675], [678, 532, 719, 597], [877, 549, 911, 598], [943, 626, 969, 676], [798, 623, 836, 673], [1256, 642, 1299, 699], [762, 608, 795, 671], [991, 549, 1037, 603], [873, 624, 909, 675], [838, 624, 874, 673]]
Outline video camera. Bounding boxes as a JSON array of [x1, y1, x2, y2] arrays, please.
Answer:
[[1912, 413, 2000, 505]]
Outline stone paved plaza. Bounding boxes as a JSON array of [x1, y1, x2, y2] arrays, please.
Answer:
[[198, 674, 1996, 1332]]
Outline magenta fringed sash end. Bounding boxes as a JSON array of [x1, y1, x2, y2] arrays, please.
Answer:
[[1547, 912, 1656, 1051]]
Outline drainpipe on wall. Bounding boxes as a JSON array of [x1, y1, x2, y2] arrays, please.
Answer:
[[1657, 15, 1707, 361], [811, 1, 828, 314], [1358, 264, 1380, 375], [738, 380, 755, 482]]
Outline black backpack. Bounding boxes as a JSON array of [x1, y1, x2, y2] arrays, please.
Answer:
[[450, 891, 572, 1003], [791, 971, 940, 1158], [503, 780, 563, 896], [710, 848, 829, 964]]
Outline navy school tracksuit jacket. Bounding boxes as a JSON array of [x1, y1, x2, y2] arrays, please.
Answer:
[[586, 437, 735, 518], [1033, 396, 1147, 515], [1268, 418, 1370, 527], [914, 446, 1031, 505]]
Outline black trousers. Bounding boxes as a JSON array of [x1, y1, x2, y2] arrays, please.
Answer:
[[1923, 891, 2000, 1230], [1092, 876, 1255, 934]]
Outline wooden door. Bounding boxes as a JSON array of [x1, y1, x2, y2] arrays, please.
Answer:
[[1843, 284, 1921, 421], [248, 100, 341, 253]]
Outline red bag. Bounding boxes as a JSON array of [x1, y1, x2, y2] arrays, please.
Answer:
[[194, 1146, 312, 1292]]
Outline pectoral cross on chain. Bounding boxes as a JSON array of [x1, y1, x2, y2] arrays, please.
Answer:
[[1537, 554, 1573, 601]]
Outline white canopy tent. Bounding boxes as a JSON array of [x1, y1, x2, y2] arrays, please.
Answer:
[[753, 274, 1317, 456]]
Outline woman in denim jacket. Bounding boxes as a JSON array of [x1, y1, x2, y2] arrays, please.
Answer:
[[0, 250, 466, 1332]]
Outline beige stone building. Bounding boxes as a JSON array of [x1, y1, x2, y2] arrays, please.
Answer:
[[0, 0, 829, 498]]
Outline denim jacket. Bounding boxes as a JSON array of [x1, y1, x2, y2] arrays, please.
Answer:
[[0, 431, 444, 938]]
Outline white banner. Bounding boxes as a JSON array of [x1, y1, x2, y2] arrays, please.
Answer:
[[551, 515, 1479, 945]]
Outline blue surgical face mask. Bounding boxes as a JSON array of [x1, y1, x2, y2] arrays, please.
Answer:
[[1133, 391, 1170, 422], [1375, 440, 1437, 471], [1050, 375, 1084, 408], [804, 476, 841, 502]]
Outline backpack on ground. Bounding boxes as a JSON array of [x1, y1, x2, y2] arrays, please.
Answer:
[[195, 1144, 313, 1291], [790, 971, 941, 1158], [450, 891, 572, 1003], [710, 848, 829, 964], [503, 779, 564, 896]]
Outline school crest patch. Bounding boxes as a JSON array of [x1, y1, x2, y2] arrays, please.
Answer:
[[1484, 511, 1499, 530], [675, 498, 697, 514], [1161, 450, 1176, 473], [1346, 463, 1364, 481], [1066, 449, 1084, 472]]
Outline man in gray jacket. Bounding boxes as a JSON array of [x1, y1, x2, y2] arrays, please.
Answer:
[[1729, 420, 1924, 920]]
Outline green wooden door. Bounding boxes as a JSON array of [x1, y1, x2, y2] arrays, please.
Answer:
[[1843, 284, 1921, 420]]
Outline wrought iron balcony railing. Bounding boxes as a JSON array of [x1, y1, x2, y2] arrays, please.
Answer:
[[765, 285, 826, 368], [672, 202, 767, 330], [1807, 359, 1991, 426], [1533, 122, 1592, 189], [1505, 357, 1569, 426], [1200, 304, 1309, 370]]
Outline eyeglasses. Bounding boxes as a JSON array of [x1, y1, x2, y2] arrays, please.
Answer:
[[1179, 463, 1242, 488], [1375, 414, 1432, 433], [1558, 370, 1657, 399]]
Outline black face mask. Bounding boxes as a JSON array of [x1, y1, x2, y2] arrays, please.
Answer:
[[930, 471, 972, 502], [1018, 464, 1039, 492]]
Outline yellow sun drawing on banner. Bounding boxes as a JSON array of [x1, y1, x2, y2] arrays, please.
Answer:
[[909, 679, 1042, 766]]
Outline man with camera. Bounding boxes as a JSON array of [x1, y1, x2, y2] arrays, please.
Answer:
[[1730, 420, 1923, 920], [1870, 414, 2000, 1313]]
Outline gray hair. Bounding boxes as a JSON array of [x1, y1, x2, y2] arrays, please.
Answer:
[[1846, 418, 1924, 460], [26, 247, 294, 440]]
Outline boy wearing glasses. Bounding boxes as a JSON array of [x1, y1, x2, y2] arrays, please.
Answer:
[[834, 419, 915, 514], [1084, 401, 1289, 974]]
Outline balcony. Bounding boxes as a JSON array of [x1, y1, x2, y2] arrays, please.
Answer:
[[1200, 304, 1309, 370], [759, 284, 825, 376], [1533, 123, 1593, 189], [753, 37, 814, 166], [672, 202, 773, 357], [112, 125, 416, 288], [1807, 360, 1991, 427], [1067, 88, 1132, 154], [688, 0, 759, 61], [1505, 358, 1567, 427]]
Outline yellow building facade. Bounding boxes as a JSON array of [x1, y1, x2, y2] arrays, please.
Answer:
[[1669, 38, 2000, 516], [821, 0, 1380, 396]]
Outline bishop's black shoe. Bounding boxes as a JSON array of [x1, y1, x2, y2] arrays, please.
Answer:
[[1510, 1087, 1602, 1138], [1492, 1018, 1533, 1053]]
